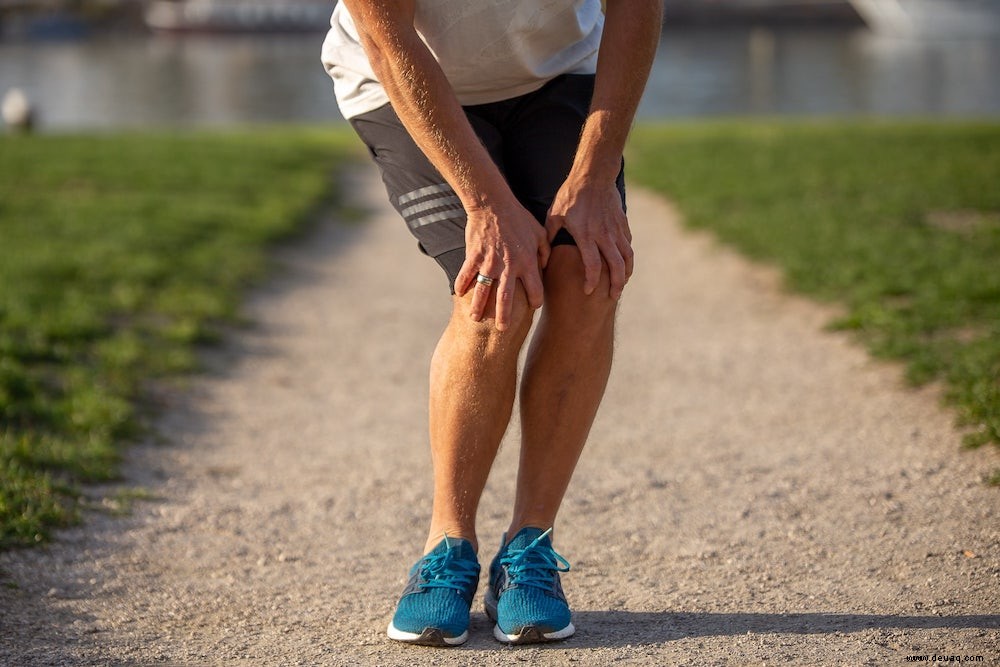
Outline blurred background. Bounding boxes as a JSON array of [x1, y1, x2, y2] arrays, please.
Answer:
[[1, 0, 999, 131], [2, 0, 999, 558]]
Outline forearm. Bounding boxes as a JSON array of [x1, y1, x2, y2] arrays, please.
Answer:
[[569, 0, 663, 183], [346, 1, 511, 212]]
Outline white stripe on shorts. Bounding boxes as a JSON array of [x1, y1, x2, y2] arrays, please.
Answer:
[[397, 183, 452, 206], [406, 209, 466, 230], [400, 195, 461, 219]]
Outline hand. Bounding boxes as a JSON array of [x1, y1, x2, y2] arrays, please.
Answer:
[[546, 174, 633, 299], [454, 198, 550, 331]]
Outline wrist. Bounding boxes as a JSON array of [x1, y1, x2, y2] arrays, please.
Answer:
[[569, 110, 627, 185], [565, 162, 621, 191], [459, 179, 519, 216], [569, 152, 623, 189]]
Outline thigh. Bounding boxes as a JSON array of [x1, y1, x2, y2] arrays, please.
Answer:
[[351, 104, 466, 261], [501, 74, 626, 245], [350, 104, 505, 291]]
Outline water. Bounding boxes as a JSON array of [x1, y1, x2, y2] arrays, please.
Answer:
[[1, 26, 999, 131], [645, 27, 1000, 118]]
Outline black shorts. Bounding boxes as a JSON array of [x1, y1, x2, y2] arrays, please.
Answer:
[[349, 73, 626, 292]]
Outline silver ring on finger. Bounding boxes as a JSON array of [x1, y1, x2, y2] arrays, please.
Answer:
[[476, 273, 495, 287]]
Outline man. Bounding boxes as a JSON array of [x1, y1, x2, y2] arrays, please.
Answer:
[[321, 0, 661, 647]]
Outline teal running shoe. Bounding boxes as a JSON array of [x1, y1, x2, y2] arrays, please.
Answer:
[[485, 527, 575, 644], [387, 535, 480, 646]]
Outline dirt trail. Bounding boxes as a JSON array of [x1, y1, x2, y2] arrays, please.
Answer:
[[1, 166, 998, 666]]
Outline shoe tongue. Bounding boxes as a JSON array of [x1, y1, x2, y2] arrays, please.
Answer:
[[431, 536, 476, 560], [507, 526, 550, 552]]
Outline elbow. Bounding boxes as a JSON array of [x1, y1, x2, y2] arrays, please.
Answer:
[[358, 29, 420, 91], [358, 33, 392, 81]]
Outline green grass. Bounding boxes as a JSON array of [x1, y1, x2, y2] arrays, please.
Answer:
[[629, 120, 1000, 464], [0, 128, 357, 547], [4, 121, 997, 547]]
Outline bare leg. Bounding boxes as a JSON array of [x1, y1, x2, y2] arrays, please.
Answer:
[[508, 246, 618, 538], [424, 288, 534, 554]]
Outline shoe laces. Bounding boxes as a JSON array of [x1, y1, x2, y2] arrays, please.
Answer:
[[500, 528, 571, 591], [416, 535, 479, 592]]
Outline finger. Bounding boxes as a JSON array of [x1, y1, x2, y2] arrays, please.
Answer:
[[454, 254, 480, 297], [538, 243, 551, 270], [521, 265, 545, 310], [494, 272, 514, 332], [469, 273, 494, 323], [601, 240, 628, 300], [578, 242, 602, 296], [615, 213, 634, 282], [537, 231, 551, 270], [621, 237, 635, 283]]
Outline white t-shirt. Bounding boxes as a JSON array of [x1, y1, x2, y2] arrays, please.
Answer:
[[321, 0, 603, 120]]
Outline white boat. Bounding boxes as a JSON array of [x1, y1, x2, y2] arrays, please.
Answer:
[[849, 0, 1000, 36], [145, 0, 331, 33]]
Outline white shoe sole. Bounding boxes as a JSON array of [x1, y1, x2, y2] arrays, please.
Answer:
[[492, 621, 575, 644], [387, 622, 468, 646]]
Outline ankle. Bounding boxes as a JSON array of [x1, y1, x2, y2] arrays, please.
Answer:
[[504, 521, 554, 544], [424, 529, 478, 555]]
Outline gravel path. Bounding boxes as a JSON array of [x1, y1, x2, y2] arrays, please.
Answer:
[[1, 166, 998, 666]]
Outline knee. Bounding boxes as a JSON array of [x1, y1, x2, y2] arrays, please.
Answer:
[[543, 248, 619, 329], [451, 284, 534, 352]]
